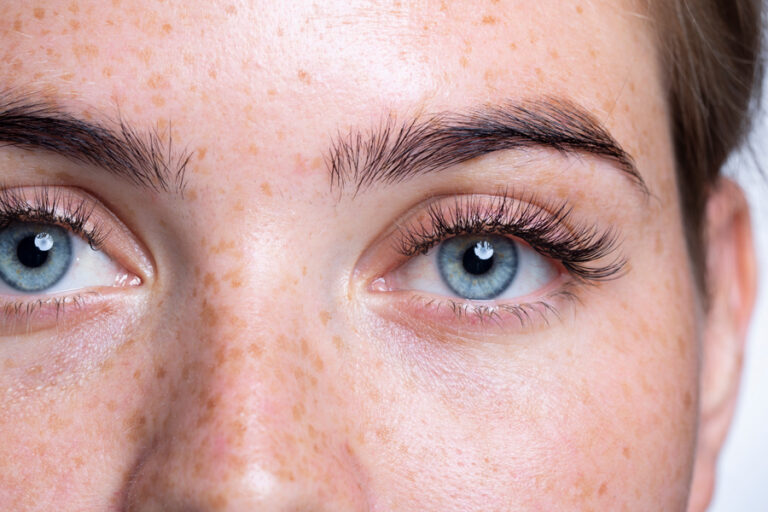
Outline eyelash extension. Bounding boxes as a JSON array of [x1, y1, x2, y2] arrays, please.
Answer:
[[394, 192, 626, 282], [0, 186, 108, 249]]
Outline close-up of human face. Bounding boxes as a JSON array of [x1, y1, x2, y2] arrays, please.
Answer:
[[0, 1, 758, 511]]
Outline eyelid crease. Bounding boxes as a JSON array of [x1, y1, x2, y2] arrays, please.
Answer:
[[392, 191, 626, 282]]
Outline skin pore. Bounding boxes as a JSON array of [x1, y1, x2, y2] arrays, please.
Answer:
[[0, 1, 756, 511]]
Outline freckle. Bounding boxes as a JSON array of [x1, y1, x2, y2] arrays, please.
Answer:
[[151, 95, 165, 107], [548, 48, 559, 59], [208, 67, 217, 79], [25, 365, 42, 376], [186, 188, 198, 200], [260, 182, 272, 197], [622, 445, 631, 459], [133, 369, 142, 380], [300, 338, 309, 356], [201, 300, 219, 327], [481, 15, 497, 24], [332, 335, 343, 351], [233, 200, 244, 212], [224, 4, 236, 15], [101, 359, 114, 373], [126, 412, 147, 440], [74, 45, 99, 58], [312, 355, 324, 371], [319, 310, 331, 326], [13, 19, 22, 31], [213, 239, 236, 254], [156, 366, 167, 379], [162, 23, 172, 34], [302, 266, 307, 276], [102, 66, 113, 77], [33, 7, 45, 19], [247, 343, 263, 359], [576, 5, 584, 14], [509, 42, 517, 51], [459, 55, 469, 68], [598, 481, 607, 496], [292, 402, 305, 420], [69, 19, 80, 30], [203, 272, 220, 293], [297, 69, 311, 84]]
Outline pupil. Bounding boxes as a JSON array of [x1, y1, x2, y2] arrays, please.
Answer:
[[17, 235, 50, 268], [463, 243, 494, 275]]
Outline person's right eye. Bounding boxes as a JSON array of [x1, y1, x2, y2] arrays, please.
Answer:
[[0, 221, 131, 294], [0, 186, 148, 334]]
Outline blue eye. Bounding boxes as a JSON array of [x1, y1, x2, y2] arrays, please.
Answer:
[[0, 222, 73, 292], [437, 235, 518, 300]]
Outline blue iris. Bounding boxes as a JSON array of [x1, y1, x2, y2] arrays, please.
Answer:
[[437, 234, 518, 300], [0, 222, 72, 292]]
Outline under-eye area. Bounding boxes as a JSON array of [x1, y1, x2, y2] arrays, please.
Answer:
[[0, 186, 145, 333], [361, 192, 626, 332]]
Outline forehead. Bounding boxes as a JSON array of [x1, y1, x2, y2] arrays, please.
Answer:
[[1, 0, 666, 190]]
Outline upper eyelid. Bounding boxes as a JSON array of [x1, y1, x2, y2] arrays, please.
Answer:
[[390, 193, 626, 282], [0, 185, 154, 282], [0, 187, 107, 248]]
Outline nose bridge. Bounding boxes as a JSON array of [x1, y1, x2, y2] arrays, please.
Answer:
[[123, 259, 369, 510]]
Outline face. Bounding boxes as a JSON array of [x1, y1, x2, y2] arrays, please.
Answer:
[[0, 1, 750, 510]]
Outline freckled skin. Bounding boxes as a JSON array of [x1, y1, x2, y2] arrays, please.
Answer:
[[0, 1, 750, 511]]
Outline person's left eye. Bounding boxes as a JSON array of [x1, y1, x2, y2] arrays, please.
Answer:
[[385, 233, 558, 301], [0, 221, 132, 295]]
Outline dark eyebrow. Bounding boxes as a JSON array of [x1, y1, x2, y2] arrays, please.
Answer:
[[0, 92, 190, 193], [327, 98, 648, 196]]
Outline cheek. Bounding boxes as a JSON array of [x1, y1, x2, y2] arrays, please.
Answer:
[[343, 281, 699, 510]]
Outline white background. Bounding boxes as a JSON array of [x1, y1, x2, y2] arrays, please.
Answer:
[[711, 97, 768, 510]]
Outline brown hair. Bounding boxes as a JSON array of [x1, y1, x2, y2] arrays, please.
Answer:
[[654, 0, 764, 288]]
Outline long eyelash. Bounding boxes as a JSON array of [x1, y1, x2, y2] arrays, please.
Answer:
[[0, 186, 108, 249], [395, 192, 625, 281]]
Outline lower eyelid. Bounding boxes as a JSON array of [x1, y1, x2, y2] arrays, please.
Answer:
[[362, 285, 579, 341], [0, 291, 104, 336]]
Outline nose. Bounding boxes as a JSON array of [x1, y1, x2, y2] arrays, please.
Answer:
[[121, 286, 370, 511]]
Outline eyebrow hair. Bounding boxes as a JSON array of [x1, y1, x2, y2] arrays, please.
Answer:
[[327, 98, 648, 196], [0, 92, 190, 193]]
